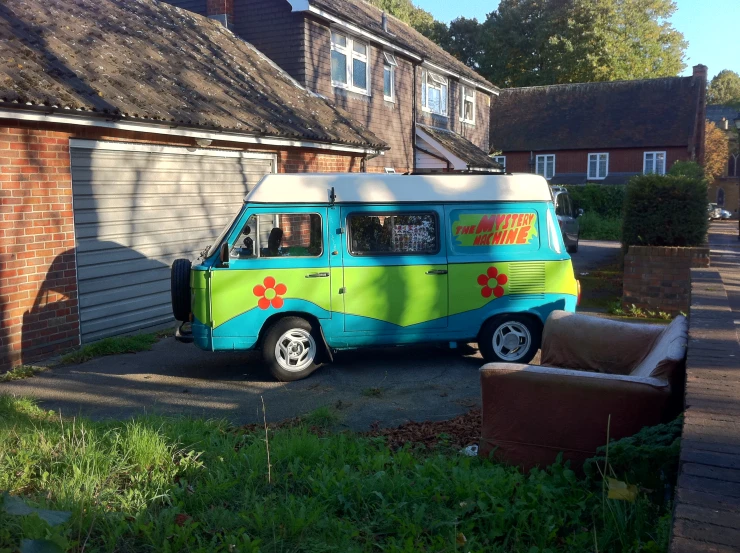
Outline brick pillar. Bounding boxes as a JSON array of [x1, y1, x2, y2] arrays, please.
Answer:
[[206, 0, 234, 27], [692, 64, 708, 166], [0, 127, 80, 371]]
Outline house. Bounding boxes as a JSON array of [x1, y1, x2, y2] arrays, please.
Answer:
[[706, 104, 739, 217], [0, 0, 388, 371], [164, 0, 501, 173], [490, 66, 708, 184]]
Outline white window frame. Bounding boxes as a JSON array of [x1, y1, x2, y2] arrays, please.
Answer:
[[643, 151, 666, 175], [383, 52, 397, 102], [493, 156, 506, 170], [421, 69, 448, 117], [587, 152, 609, 180], [459, 85, 475, 125], [330, 30, 371, 96], [536, 154, 556, 180]]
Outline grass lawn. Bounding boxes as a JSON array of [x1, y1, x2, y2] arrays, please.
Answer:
[[0, 397, 675, 553]]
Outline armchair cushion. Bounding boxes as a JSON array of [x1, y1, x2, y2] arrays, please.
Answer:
[[540, 311, 666, 375], [630, 315, 688, 380]]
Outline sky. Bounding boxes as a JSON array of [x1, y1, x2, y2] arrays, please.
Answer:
[[417, 0, 740, 80]]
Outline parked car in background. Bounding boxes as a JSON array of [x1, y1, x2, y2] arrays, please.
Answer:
[[708, 203, 722, 220], [720, 208, 732, 220], [550, 187, 581, 253]]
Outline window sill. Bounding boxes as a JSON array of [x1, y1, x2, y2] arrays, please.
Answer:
[[587, 176, 607, 180], [459, 118, 475, 126], [332, 82, 370, 97], [383, 95, 395, 103]]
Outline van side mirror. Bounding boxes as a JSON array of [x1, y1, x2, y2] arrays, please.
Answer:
[[219, 242, 230, 267], [577, 208, 584, 217]]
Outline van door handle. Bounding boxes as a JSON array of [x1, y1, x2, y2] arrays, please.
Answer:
[[425, 269, 448, 275], [305, 272, 330, 278]]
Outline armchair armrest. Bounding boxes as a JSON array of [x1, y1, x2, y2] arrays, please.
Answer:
[[479, 363, 670, 470], [540, 311, 666, 374]]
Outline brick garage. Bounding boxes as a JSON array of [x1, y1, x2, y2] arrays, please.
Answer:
[[623, 246, 711, 315], [0, 120, 367, 372]]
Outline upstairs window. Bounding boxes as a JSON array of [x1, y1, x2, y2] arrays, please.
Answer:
[[331, 31, 370, 95], [536, 154, 555, 180], [588, 153, 609, 180], [493, 156, 506, 171], [459, 85, 475, 124], [383, 52, 397, 102], [643, 151, 666, 175], [421, 69, 448, 116]]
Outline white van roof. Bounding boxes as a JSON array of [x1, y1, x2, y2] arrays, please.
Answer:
[[245, 173, 553, 204]]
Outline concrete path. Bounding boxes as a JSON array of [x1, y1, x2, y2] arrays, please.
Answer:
[[709, 221, 740, 334]]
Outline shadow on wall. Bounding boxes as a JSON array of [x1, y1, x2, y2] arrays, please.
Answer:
[[19, 243, 171, 364]]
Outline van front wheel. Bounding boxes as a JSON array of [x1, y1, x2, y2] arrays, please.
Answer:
[[479, 315, 541, 365], [263, 317, 320, 382]]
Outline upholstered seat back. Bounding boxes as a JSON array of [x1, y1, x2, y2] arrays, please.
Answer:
[[629, 315, 688, 380]]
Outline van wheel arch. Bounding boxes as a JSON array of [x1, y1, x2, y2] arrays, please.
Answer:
[[477, 312, 544, 364], [257, 312, 332, 363]]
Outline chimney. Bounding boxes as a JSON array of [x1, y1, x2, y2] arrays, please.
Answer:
[[692, 64, 708, 165], [382, 11, 388, 33], [207, 0, 234, 28]]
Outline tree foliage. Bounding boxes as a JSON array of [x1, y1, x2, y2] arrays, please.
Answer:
[[707, 70, 740, 106], [704, 121, 731, 183]]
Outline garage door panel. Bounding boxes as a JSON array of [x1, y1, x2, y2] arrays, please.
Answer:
[[71, 143, 273, 342]]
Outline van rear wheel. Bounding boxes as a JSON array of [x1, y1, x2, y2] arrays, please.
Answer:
[[263, 317, 320, 382], [479, 314, 541, 364]]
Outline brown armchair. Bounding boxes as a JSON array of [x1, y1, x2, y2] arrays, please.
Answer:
[[479, 311, 688, 471]]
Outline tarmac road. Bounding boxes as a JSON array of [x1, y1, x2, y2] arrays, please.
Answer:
[[1, 240, 619, 429]]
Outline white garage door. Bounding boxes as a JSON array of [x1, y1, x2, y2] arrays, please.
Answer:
[[70, 140, 275, 343]]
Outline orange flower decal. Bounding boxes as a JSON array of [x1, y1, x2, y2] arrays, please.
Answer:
[[478, 267, 508, 298], [253, 276, 287, 310]]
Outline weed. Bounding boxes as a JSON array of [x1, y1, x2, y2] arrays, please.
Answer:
[[0, 397, 674, 553], [0, 365, 46, 382], [362, 387, 383, 398], [60, 333, 159, 365], [301, 406, 340, 428], [607, 303, 674, 321]]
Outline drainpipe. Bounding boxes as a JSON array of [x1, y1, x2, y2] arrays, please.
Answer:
[[412, 61, 419, 174]]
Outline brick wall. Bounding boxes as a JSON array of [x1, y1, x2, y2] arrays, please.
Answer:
[[206, 0, 233, 18], [500, 147, 689, 177], [623, 245, 710, 315], [277, 149, 362, 173], [0, 127, 79, 371]]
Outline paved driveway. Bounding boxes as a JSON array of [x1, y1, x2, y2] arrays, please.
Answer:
[[1, 240, 616, 429]]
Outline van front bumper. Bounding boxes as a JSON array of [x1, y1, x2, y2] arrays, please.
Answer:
[[192, 319, 213, 351]]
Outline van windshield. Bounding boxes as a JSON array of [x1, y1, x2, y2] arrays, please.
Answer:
[[205, 207, 243, 258]]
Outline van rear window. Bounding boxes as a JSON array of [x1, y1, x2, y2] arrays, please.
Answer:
[[348, 213, 438, 255]]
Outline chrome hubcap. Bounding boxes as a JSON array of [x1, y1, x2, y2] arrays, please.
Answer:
[[275, 329, 316, 372], [492, 322, 532, 362]]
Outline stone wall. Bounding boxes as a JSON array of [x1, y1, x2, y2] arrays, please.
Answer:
[[623, 246, 710, 315]]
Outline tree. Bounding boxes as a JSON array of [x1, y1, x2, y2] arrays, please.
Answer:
[[704, 121, 730, 183], [442, 18, 484, 69], [707, 70, 740, 106], [477, 0, 686, 87]]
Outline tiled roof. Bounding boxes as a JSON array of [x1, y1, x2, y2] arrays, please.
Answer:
[[490, 76, 703, 152], [418, 124, 499, 170], [706, 104, 740, 125], [308, 0, 498, 92], [0, 0, 386, 149]]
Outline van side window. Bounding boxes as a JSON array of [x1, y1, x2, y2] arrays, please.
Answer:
[[348, 213, 438, 255], [233, 213, 323, 258]]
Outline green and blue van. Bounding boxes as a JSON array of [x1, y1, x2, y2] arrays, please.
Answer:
[[170, 173, 579, 381]]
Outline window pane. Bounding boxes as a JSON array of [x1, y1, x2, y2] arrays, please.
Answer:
[[464, 99, 473, 120], [352, 40, 367, 56], [440, 84, 447, 114], [331, 32, 346, 47], [352, 58, 367, 90], [645, 153, 654, 174], [589, 156, 597, 177], [536, 157, 544, 176], [428, 87, 440, 113], [546, 156, 554, 178], [656, 153, 665, 175], [349, 214, 438, 255], [331, 50, 347, 83], [599, 155, 607, 177], [233, 213, 323, 258], [384, 66, 392, 97]]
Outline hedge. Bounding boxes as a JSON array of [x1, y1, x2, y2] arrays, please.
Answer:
[[621, 174, 708, 248], [563, 185, 626, 219]]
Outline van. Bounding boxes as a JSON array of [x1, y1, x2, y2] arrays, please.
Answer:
[[170, 173, 579, 381]]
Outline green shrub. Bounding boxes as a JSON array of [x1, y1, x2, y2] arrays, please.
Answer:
[[668, 160, 705, 180], [622, 174, 708, 248], [564, 185, 626, 219], [584, 417, 682, 505], [577, 212, 622, 241]]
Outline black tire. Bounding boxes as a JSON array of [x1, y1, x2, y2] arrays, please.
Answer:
[[567, 235, 579, 254], [170, 258, 192, 322], [478, 314, 542, 364], [262, 317, 321, 382]]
